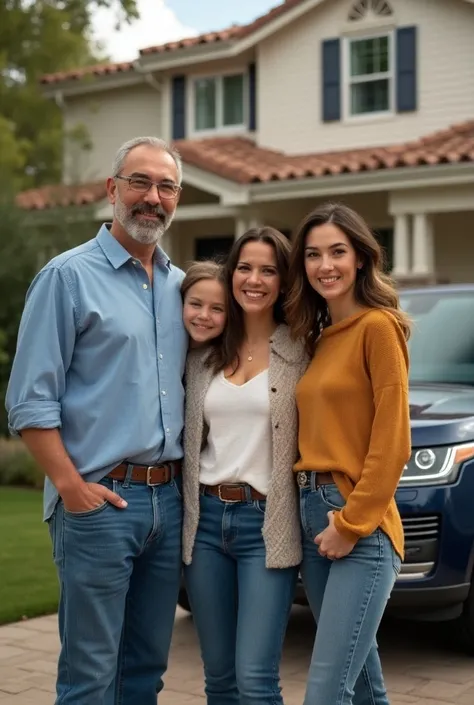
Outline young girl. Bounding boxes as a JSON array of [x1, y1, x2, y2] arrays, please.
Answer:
[[286, 203, 411, 705], [182, 228, 307, 705], [181, 261, 227, 347]]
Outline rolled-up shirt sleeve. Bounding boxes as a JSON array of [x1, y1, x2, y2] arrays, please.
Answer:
[[6, 266, 78, 434]]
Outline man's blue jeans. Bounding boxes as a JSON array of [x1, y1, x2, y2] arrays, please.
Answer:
[[299, 478, 401, 705], [48, 474, 183, 705], [183, 491, 298, 705]]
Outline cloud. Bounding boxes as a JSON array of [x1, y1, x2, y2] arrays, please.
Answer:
[[91, 0, 198, 63]]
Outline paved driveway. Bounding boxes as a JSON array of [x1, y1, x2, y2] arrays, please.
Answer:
[[0, 606, 473, 704]]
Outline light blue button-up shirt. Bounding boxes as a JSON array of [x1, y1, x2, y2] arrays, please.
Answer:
[[6, 224, 187, 520]]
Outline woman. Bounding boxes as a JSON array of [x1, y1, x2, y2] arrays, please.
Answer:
[[286, 203, 411, 705], [182, 227, 307, 705], [181, 260, 226, 347]]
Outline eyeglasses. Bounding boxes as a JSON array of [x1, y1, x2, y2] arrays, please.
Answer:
[[115, 175, 182, 200]]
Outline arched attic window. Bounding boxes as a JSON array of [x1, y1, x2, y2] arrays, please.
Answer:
[[348, 0, 393, 21]]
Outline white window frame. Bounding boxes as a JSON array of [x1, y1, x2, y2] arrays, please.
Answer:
[[189, 70, 249, 137], [343, 30, 395, 121]]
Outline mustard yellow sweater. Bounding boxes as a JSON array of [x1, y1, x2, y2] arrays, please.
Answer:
[[295, 308, 411, 558]]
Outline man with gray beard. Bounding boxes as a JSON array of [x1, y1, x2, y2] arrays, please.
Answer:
[[6, 136, 188, 704]]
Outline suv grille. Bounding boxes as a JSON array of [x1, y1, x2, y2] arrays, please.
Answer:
[[402, 515, 440, 540]]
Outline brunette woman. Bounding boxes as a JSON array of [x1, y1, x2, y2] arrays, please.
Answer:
[[182, 228, 307, 705], [286, 203, 411, 705]]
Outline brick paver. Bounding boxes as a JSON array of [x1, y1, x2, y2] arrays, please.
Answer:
[[0, 607, 473, 704]]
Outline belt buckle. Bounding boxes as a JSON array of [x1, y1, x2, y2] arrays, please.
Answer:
[[146, 466, 161, 487], [297, 472, 308, 489], [218, 483, 243, 503]]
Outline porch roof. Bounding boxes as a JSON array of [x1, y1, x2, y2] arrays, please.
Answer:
[[16, 120, 474, 210]]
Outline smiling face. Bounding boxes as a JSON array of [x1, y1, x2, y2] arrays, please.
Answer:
[[183, 278, 226, 345], [232, 241, 281, 318], [304, 222, 360, 305], [107, 144, 180, 246]]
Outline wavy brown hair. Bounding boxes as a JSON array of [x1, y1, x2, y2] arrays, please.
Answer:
[[209, 227, 291, 372], [286, 202, 411, 355]]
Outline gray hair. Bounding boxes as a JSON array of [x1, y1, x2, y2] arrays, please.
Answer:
[[112, 136, 183, 185]]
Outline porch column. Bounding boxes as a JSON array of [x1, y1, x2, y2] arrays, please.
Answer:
[[161, 230, 173, 260], [412, 213, 434, 276], [391, 214, 410, 276], [235, 217, 248, 240], [248, 217, 262, 230]]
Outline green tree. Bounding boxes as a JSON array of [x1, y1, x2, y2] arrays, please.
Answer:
[[0, 0, 138, 191], [0, 200, 97, 435]]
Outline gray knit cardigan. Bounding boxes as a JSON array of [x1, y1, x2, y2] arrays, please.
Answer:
[[182, 324, 309, 569]]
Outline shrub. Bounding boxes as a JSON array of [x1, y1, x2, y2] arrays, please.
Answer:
[[0, 438, 44, 489]]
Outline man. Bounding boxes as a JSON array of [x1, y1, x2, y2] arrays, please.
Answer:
[[6, 136, 188, 704]]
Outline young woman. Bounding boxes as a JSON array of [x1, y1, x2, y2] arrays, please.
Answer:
[[286, 203, 411, 705], [181, 261, 226, 347], [182, 228, 307, 705]]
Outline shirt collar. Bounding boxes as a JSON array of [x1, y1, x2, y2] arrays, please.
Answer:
[[154, 245, 172, 271], [96, 224, 133, 269], [96, 224, 171, 271]]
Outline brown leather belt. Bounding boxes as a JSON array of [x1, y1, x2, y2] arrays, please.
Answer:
[[201, 483, 266, 503], [108, 461, 181, 486], [296, 471, 334, 488]]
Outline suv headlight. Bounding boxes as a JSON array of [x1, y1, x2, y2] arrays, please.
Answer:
[[400, 443, 474, 485]]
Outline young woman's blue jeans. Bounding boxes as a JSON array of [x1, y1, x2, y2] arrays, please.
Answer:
[[183, 491, 298, 705], [299, 476, 401, 705]]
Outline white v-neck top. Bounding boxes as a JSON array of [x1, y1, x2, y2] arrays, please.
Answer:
[[199, 370, 272, 494]]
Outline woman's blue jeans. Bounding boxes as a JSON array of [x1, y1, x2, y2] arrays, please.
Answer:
[[299, 477, 401, 705], [184, 491, 298, 705]]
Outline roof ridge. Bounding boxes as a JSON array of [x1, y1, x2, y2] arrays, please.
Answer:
[[41, 1, 303, 84]]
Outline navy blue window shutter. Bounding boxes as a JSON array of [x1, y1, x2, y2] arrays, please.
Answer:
[[322, 38, 341, 122], [248, 63, 257, 131], [396, 27, 417, 113], [172, 75, 186, 140]]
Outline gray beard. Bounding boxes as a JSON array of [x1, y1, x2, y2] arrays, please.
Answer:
[[114, 196, 174, 246]]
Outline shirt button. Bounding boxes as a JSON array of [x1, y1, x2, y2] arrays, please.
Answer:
[[166, 428, 170, 434], [161, 390, 167, 395], [159, 353, 163, 360], [143, 283, 148, 290], [132, 260, 138, 265]]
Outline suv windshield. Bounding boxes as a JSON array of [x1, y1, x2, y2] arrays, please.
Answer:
[[400, 291, 474, 386]]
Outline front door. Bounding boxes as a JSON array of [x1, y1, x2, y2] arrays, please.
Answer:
[[195, 237, 234, 262]]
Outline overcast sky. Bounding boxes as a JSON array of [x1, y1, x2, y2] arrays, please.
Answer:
[[91, 0, 279, 62]]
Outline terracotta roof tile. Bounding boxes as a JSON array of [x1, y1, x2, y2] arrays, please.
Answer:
[[16, 120, 474, 210], [16, 181, 107, 210], [41, 0, 304, 83], [174, 120, 474, 184], [40, 61, 135, 85], [140, 0, 304, 55]]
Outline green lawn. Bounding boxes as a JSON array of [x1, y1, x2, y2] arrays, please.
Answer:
[[0, 487, 58, 625]]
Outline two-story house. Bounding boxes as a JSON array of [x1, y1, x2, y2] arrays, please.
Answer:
[[17, 0, 474, 283]]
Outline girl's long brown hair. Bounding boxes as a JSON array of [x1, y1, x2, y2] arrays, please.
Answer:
[[286, 202, 411, 355], [209, 227, 291, 372], [181, 260, 225, 301]]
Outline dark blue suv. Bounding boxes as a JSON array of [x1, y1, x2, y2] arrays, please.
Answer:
[[388, 285, 474, 651], [178, 285, 474, 652]]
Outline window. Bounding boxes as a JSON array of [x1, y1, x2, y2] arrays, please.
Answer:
[[346, 33, 392, 116], [193, 74, 246, 133]]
